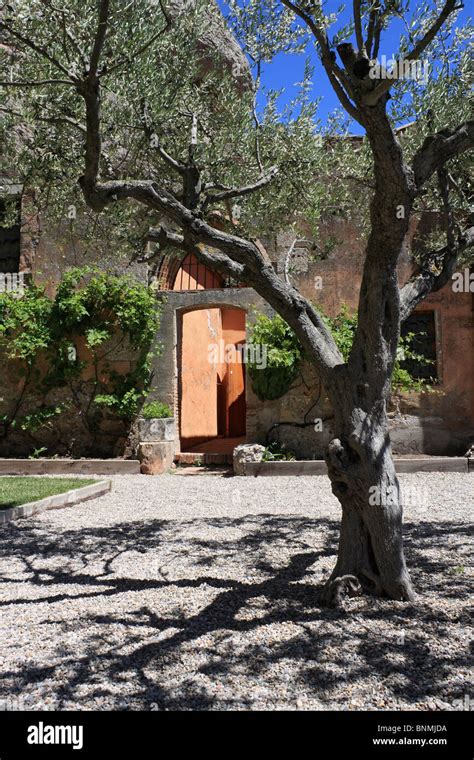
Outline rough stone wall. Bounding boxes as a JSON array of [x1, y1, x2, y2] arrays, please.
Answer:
[[2, 137, 472, 459], [247, 217, 474, 457], [0, 332, 141, 459], [2, 201, 472, 458]]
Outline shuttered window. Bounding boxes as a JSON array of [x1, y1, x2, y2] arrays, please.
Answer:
[[0, 198, 21, 274], [400, 311, 438, 381]]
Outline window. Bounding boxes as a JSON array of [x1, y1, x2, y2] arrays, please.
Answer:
[[172, 252, 223, 291], [400, 310, 438, 382], [0, 196, 21, 274]]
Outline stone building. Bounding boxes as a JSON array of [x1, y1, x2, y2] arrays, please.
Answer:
[[149, 216, 473, 463], [1, 178, 472, 464]]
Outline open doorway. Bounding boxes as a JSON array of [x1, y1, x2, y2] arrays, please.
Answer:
[[179, 306, 246, 453]]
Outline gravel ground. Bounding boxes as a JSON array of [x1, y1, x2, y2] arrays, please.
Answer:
[[0, 471, 472, 711]]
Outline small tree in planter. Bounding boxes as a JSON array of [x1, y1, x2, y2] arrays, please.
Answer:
[[137, 401, 175, 475], [138, 402, 175, 443]]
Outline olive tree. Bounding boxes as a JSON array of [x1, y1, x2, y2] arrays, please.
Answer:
[[1, 0, 472, 605]]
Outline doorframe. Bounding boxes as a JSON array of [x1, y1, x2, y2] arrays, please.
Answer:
[[176, 302, 248, 452]]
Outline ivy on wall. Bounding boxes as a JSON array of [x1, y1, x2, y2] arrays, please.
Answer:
[[248, 306, 432, 402], [0, 267, 161, 446], [247, 313, 303, 401]]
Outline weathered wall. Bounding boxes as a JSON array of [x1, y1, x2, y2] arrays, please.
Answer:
[[246, 220, 474, 457], [0, 332, 141, 459], [1, 191, 472, 459]]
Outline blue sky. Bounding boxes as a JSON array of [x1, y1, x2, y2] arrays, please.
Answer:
[[218, 1, 470, 134]]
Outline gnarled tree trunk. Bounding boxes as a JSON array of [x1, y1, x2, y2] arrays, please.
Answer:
[[316, 102, 417, 606], [321, 395, 415, 606]]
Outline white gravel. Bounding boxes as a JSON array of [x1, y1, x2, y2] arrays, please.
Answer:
[[0, 471, 472, 711]]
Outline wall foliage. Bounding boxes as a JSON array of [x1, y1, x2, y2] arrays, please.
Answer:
[[0, 267, 161, 454], [248, 306, 432, 402]]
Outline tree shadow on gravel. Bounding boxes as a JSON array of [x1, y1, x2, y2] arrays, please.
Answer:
[[0, 513, 471, 710]]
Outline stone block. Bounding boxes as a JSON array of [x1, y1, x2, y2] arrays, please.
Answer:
[[233, 443, 265, 475], [138, 441, 175, 475], [138, 417, 175, 442]]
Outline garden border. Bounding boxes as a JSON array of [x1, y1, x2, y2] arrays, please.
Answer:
[[0, 459, 139, 475], [244, 457, 471, 477], [0, 479, 112, 525]]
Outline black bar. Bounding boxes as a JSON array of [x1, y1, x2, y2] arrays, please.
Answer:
[[0, 710, 471, 758]]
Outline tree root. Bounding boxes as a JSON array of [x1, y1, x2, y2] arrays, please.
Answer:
[[319, 574, 362, 608], [360, 567, 384, 595]]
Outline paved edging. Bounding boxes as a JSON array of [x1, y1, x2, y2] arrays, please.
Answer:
[[0, 459, 139, 475], [0, 479, 112, 525], [245, 457, 470, 476]]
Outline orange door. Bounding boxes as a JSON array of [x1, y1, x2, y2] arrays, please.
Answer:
[[226, 350, 246, 436], [179, 307, 246, 450], [221, 309, 246, 437]]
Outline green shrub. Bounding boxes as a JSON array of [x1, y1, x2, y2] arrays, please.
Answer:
[[0, 267, 162, 436], [140, 401, 173, 419], [247, 313, 303, 401], [247, 305, 432, 402]]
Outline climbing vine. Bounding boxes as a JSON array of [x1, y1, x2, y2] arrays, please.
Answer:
[[247, 313, 303, 401], [0, 267, 161, 451], [248, 306, 433, 402]]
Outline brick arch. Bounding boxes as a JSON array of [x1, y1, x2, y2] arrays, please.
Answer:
[[155, 252, 223, 291]]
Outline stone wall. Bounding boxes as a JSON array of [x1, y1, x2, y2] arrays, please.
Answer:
[[1, 186, 471, 461], [0, 333, 141, 459], [243, 219, 474, 457]]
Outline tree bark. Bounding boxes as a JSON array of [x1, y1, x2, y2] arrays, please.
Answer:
[[321, 387, 415, 606], [321, 354, 415, 606], [315, 103, 417, 607]]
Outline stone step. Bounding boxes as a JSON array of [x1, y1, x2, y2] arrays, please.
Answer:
[[175, 452, 233, 465]]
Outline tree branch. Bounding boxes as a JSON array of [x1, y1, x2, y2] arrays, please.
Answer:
[[362, 0, 460, 106], [353, 0, 365, 55], [88, 0, 110, 79], [280, 0, 364, 126], [104, 23, 171, 76], [39, 0, 88, 70], [145, 224, 246, 281], [365, 2, 380, 57], [399, 226, 474, 321], [412, 120, 474, 190], [204, 166, 278, 206], [438, 165, 456, 249], [0, 105, 86, 134], [0, 22, 75, 80], [141, 102, 187, 176], [0, 78, 74, 87]]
